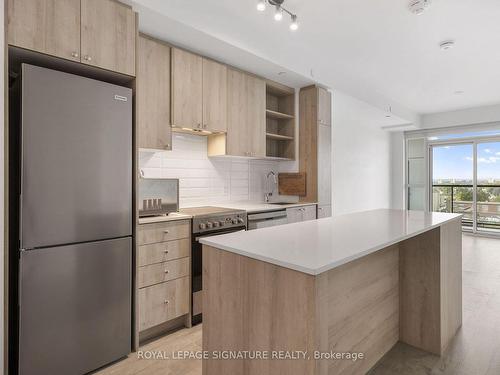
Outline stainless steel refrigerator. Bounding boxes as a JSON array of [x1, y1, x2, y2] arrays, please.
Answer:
[[18, 64, 132, 375]]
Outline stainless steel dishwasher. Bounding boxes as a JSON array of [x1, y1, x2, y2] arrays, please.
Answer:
[[247, 210, 288, 230]]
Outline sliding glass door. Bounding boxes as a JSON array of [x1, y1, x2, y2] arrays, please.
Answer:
[[476, 142, 500, 233], [431, 143, 474, 230], [431, 140, 500, 234]]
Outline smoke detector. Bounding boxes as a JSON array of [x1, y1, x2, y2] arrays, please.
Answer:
[[409, 0, 431, 15]]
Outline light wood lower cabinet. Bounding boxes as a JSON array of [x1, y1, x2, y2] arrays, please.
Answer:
[[138, 220, 190, 245], [138, 220, 191, 334], [138, 276, 190, 332], [138, 238, 190, 266], [286, 205, 317, 224], [138, 257, 190, 288], [317, 204, 332, 219]]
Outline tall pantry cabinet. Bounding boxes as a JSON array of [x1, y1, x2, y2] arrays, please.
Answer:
[[299, 85, 332, 217]]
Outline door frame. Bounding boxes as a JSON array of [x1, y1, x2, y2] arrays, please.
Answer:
[[428, 135, 500, 236]]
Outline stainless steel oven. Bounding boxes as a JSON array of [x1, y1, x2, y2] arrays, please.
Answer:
[[179, 206, 247, 325], [191, 226, 245, 324]]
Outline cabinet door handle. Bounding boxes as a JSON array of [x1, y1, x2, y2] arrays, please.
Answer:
[[71, 51, 79, 58], [165, 144, 170, 149], [164, 269, 170, 274], [83, 55, 92, 61], [164, 230, 169, 234], [164, 249, 169, 254], [164, 300, 170, 304]]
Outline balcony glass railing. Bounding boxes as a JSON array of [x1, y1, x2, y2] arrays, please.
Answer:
[[432, 184, 500, 231]]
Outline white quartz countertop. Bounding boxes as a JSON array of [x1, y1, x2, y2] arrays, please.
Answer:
[[215, 201, 317, 213], [138, 212, 192, 225], [200, 209, 462, 275]]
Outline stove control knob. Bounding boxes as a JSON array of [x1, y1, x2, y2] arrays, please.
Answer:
[[206, 222, 213, 229], [232, 219, 238, 224], [237, 218, 245, 224], [219, 221, 225, 226], [199, 223, 206, 230], [213, 221, 220, 228]]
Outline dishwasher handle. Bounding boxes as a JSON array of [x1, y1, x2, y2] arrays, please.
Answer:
[[247, 210, 287, 221]]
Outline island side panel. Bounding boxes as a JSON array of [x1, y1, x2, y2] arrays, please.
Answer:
[[202, 245, 316, 375], [314, 245, 399, 375], [440, 218, 462, 353], [399, 227, 442, 354]]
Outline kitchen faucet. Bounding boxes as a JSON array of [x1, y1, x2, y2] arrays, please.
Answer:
[[265, 171, 277, 203]]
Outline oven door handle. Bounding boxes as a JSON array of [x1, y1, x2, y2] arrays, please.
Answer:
[[195, 229, 246, 242]]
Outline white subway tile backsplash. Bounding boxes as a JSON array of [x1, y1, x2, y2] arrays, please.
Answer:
[[139, 133, 296, 207]]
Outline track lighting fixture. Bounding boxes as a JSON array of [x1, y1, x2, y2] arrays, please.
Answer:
[[256, 0, 298, 31]]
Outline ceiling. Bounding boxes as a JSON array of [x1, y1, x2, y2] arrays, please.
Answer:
[[129, 0, 500, 122]]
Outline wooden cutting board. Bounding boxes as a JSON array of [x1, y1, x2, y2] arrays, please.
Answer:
[[278, 173, 306, 196]]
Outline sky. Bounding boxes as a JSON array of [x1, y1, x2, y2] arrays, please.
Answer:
[[432, 142, 500, 181]]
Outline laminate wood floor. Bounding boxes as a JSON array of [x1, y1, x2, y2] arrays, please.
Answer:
[[95, 234, 500, 375]]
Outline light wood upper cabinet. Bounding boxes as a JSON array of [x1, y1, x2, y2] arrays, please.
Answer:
[[202, 59, 227, 133], [7, 0, 81, 62], [137, 35, 171, 150], [7, 0, 136, 76], [318, 87, 332, 126], [246, 75, 266, 157], [226, 69, 248, 156], [171, 48, 227, 132], [210, 69, 266, 157], [171, 48, 203, 130], [81, 0, 136, 76]]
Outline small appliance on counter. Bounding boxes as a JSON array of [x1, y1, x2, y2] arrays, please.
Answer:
[[138, 177, 179, 217]]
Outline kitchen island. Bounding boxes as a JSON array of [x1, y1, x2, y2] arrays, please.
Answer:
[[200, 209, 463, 375]]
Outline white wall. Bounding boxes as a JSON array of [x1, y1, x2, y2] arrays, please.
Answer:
[[139, 133, 296, 207], [332, 91, 392, 216], [421, 103, 500, 129], [390, 131, 405, 210]]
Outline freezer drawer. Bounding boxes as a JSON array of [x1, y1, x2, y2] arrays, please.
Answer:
[[19, 238, 132, 375]]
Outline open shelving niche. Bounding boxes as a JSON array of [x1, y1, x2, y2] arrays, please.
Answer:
[[265, 82, 295, 160]]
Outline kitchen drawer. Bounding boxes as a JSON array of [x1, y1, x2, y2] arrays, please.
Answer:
[[317, 205, 332, 219], [139, 276, 190, 331], [286, 205, 317, 223], [138, 257, 190, 288], [138, 220, 190, 245], [138, 239, 190, 267]]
